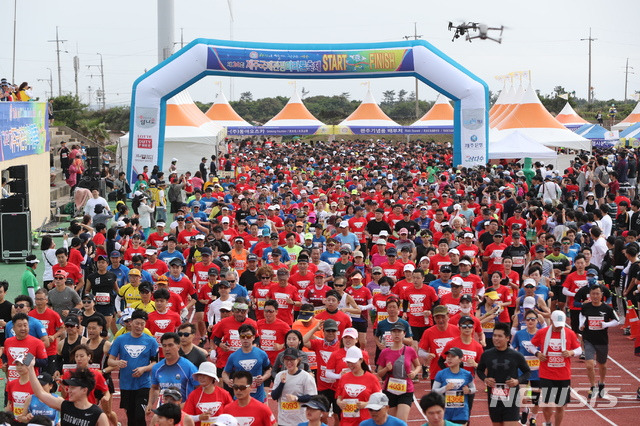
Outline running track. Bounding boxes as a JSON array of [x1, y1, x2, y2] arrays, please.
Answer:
[[37, 325, 640, 425]]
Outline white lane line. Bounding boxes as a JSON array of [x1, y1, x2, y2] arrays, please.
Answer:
[[607, 355, 640, 383], [413, 394, 428, 421], [570, 388, 616, 425]]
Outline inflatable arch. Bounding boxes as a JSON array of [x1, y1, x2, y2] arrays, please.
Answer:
[[127, 39, 489, 182]]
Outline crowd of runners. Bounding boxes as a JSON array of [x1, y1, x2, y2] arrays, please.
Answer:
[[7, 137, 640, 426]]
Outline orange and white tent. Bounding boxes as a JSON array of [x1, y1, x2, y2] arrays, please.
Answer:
[[489, 81, 511, 122], [410, 94, 453, 127], [205, 91, 252, 127], [490, 83, 522, 128], [612, 101, 640, 131], [555, 102, 589, 129], [339, 88, 400, 128], [490, 84, 590, 151], [263, 90, 325, 127], [120, 91, 226, 174]]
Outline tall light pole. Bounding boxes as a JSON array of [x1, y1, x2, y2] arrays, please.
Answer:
[[581, 28, 596, 103], [227, 0, 235, 100], [88, 54, 106, 109], [404, 22, 422, 118]]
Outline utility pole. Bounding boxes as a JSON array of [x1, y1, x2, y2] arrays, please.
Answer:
[[38, 68, 53, 99], [403, 22, 422, 118], [11, 0, 17, 84], [47, 27, 67, 96], [73, 56, 80, 98], [87, 86, 92, 108], [88, 54, 105, 109], [624, 58, 634, 101], [580, 28, 596, 103], [180, 28, 184, 48]]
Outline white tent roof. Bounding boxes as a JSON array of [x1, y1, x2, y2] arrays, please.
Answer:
[[263, 91, 325, 127], [410, 94, 453, 126], [555, 102, 589, 127], [490, 83, 523, 128], [489, 130, 558, 159], [612, 101, 640, 131], [339, 88, 400, 127], [120, 91, 225, 174]]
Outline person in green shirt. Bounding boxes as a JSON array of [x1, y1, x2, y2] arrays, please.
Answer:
[[21, 254, 40, 300]]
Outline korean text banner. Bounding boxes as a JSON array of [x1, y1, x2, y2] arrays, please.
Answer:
[[207, 47, 414, 74], [0, 102, 49, 161]]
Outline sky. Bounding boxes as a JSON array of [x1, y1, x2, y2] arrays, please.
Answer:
[[2, 0, 639, 109]]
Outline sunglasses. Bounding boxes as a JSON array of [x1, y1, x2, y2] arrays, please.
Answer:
[[460, 324, 474, 329], [232, 384, 251, 391], [525, 318, 538, 322], [239, 334, 254, 339], [14, 304, 28, 309], [261, 276, 271, 280], [334, 284, 345, 288], [65, 324, 77, 328], [82, 300, 93, 304], [264, 310, 276, 314], [177, 332, 192, 337]]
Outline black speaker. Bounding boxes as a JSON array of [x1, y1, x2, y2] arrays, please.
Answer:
[[8, 180, 26, 193], [0, 211, 31, 260], [0, 197, 25, 213], [86, 147, 100, 158], [8, 165, 26, 179]]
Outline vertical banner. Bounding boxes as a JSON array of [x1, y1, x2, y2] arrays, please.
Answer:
[[460, 108, 488, 167], [129, 106, 161, 181], [0, 102, 49, 161]]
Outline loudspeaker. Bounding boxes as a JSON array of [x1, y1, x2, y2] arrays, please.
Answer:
[[7, 165, 26, 179], [0, 211, 31, 261], [8, 180, 26, 194], [86, 147, 100, 158], [0, 197, 25, 213]]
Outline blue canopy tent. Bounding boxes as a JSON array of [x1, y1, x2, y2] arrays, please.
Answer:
[[620, 122, 640, 139], [576, 123, 615, 148]]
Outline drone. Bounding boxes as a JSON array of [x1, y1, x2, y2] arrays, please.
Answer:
[[448, 21, 504, 44]]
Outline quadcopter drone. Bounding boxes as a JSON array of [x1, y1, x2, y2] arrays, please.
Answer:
[[448, 21, 504, 44]]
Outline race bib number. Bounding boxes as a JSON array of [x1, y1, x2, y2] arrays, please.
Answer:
[[512, 257, 525, 267], [7, 365, 18, 381], [547, 351, 565, 368], [386, 377, 407, 395], [280, 400, 300, 411], [306, 351, 317, 369], [493, 250, 504, 264], [445, 390, 465, 408], [482, 321, 495, 330], [409, 303, 423, 316], [383, 331, 393, 347], [274, 292, 289, 307], [588, 316, 604, 330], [228, 330, 242, 350], [257, 299, 266, 309], [377, 311, 389, 323], [525, 356, 540, 371], [314, 306, 326, 316], [95, 292, 110, 304], [491, 384, 510, 401], [342, 399, 359, 418]]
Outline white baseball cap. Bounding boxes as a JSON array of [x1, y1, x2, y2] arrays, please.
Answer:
[[522, 296, 536, 310], [344, 346, 363, 363], [550, 310, 566, 327]]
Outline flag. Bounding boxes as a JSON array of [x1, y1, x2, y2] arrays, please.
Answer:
[[558, 93, 569, 100]]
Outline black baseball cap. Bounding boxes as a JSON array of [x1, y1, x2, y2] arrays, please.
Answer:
[[445, 347, 464, 358]]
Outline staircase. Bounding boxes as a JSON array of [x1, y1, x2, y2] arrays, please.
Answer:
[[49, 126, 104, 221]]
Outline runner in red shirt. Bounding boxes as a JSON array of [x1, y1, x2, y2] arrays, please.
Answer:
[[302, 272, 333, 316], [166, 258, 197, 308], [252, 266, 276, 321], [256, 300, 290, 365], [482, 233, 507, 275], [4, 314, 47, 381], [30, 291, 64, 362], [210, 300, 257, 371], [315, 290, 353, 336], [147, 289, 182, 357], [191, 248, 218, 293], [379, 249, 404, 281], [418, 305, 460, 381], [155, 276, 185, 314], [289, 257, 314, 315], [6, 363, 32, 418], [348, 208, 368, 257], [146, 222, 169, 249], [302, 319, 340, 395], [440, 315, 484, 376], [183, 362, 233, 423], [562, 255, 589, 333], [51, 251, 83, 291], [221, 371, 276, 426], [453, 259, 485, 300], [428, 239, 452, 276], [268, 269, 301, 325], [400, 269, 438, 339], [335, 346, 382, 426], [124, 234, 146, 266]]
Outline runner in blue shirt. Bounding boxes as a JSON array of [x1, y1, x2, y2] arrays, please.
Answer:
[[108, 309, 158, 425], [107, 251, 130, 287], [147, 332, 198, 414], [511, 308, 543, 425], [222, 324, 272, 402], [432, 347, 475, 424]]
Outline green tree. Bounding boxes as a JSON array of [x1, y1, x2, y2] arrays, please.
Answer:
[[397, 89, 407, 102], [51, 95, 87, 128], [382, 90, 396, 104], [239, 91, 253, 102]]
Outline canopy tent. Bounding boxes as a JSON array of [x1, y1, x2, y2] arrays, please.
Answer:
[[575, 123, 617, 148], [555, 102, 589, 129], [620, 121, 640, 139], [489, 130, 557, 159], [409, 94, 453, 133], [119, 91, 225, 174], [612, 101, 640, 131], [490, 83, 522, 128], [489, 80, 511, 123], [336, 88, 401, 135], [490, 84, 591, 150], [205, 91, 252, 127]]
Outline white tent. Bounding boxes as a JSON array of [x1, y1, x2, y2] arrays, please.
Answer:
[[555, 102, 589, 129], [339, 88, 400, 127], [205, 91, 252, 127], [612, 101, 640, 131], [119, 91, 226, 174], [489, 130, 558, 159]]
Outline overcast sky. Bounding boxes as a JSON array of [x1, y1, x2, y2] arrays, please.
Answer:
[[3, 0, 639, 108]]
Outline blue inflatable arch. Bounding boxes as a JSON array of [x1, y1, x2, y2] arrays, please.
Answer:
[[127, 39, 489, 182]]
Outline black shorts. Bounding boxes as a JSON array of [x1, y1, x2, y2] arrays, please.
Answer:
[[120, 388, 149, 424], [529, 379, 541, 406], [382, 390, 413, 408], [318, 388, 341, 416], [551, 285, 566, 302], [540, 378, 571, 406], [195, 300, 206, 312], [95, 304, 116, 317], [351, 319, 368, 333], [488, 400, 520, 423], [584, 340, 608, 364], [411, 325, 428, 342]]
